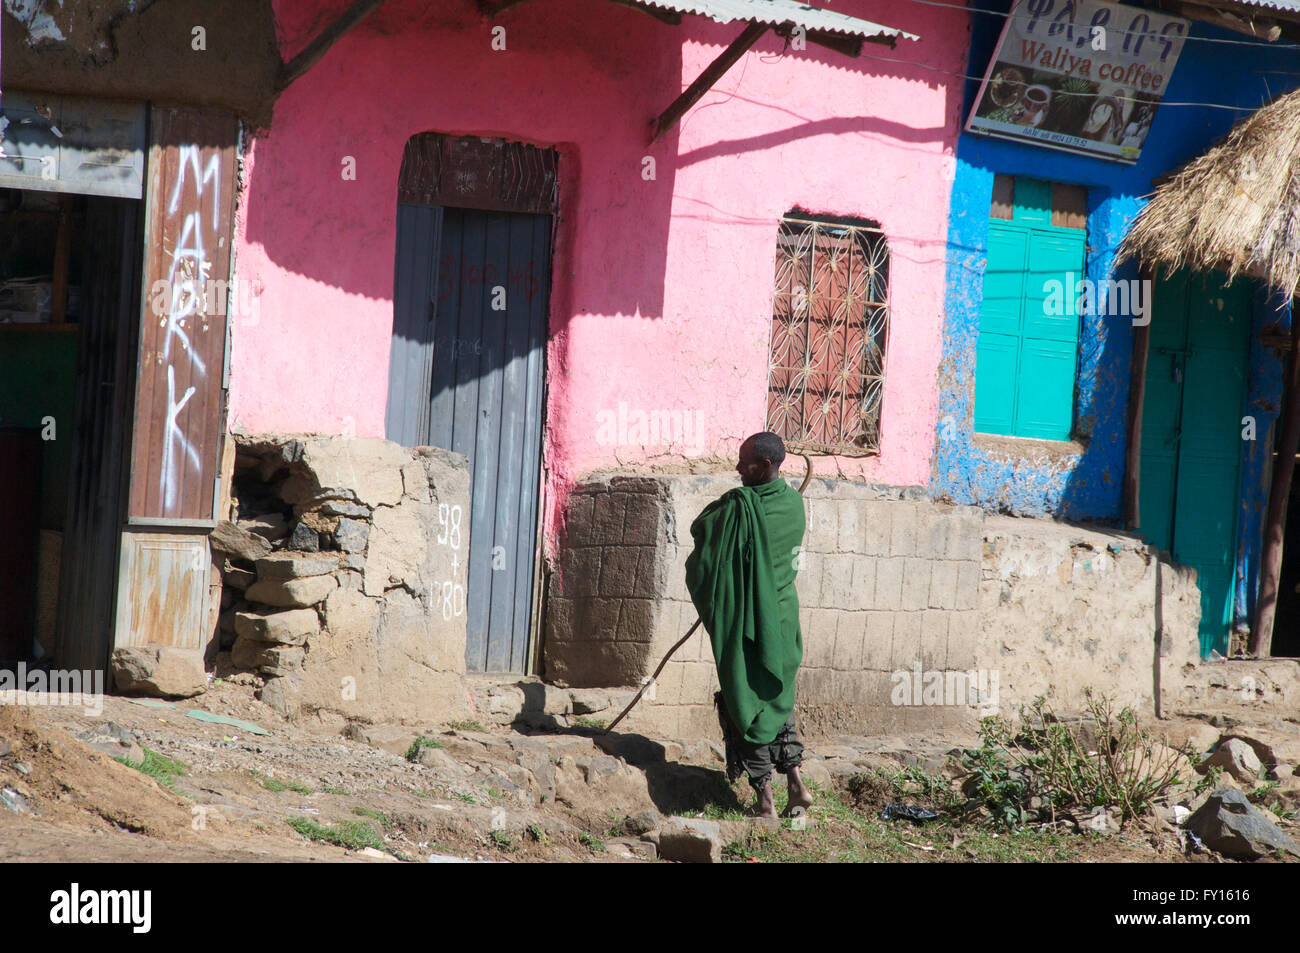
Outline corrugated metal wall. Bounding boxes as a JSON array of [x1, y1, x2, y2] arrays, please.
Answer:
[[387, 205, 551, 673], [54, 196, 143, 672]]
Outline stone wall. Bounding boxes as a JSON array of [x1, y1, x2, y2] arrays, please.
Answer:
[[977, 516, 1201, 717], [212, 435, 472, 724], [544, 473, 1202, 739]]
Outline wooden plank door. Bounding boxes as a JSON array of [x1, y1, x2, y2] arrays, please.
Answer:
[[1139, 269, 1251, 656]]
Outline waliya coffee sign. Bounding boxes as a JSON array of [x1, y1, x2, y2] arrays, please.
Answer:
[[967, 0, 1189, 164]]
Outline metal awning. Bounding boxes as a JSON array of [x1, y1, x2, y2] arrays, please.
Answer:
[[608, 0, 920, 142], [629, 0, 919, 44], [474, 0, 921, 141]]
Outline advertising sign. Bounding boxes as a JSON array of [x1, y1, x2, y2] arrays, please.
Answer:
[[966, 0, 1189, 164]]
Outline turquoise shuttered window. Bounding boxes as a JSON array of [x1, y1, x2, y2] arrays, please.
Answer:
[[973, 177, 1087, 441]]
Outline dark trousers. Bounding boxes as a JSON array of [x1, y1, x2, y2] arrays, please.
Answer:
[[715, 691, 804, 790]]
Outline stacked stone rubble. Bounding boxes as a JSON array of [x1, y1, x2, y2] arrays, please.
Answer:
[[211, 434, 471, 723]]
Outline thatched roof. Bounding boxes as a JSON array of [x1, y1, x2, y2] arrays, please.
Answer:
[[1117, 87, 1300, 298]]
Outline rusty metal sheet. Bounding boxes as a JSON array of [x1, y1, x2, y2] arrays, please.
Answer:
[[114, 532, 211, 650], [128, 107, 238, 522]]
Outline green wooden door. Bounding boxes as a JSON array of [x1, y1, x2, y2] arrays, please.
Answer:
[[1138, 270, 1251, 656]]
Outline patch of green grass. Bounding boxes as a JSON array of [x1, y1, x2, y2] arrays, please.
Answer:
[[575, 716, 607, 730], [491, 830, 519, 853], [319, 786, 348, 796], [115, 747, 188, 792], [449, 720, 486, 733], [352, 807, 394, 831], [453, 792, 477, 805], [405, 736, 445, 762], [526, 823, 549, 846], [579, 831, 606, 853], [249, 770, 313, 794], [287, 817, 384, 852], [721, 783, 1085, 864]]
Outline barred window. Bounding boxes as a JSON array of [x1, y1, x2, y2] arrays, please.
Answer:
[[767, 214, 889, 455]]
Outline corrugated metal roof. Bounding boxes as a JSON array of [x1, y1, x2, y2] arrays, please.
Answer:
[[631, 0, 919, 41], [1217, 0, 1300, 12]]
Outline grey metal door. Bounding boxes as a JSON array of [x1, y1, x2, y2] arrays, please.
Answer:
[[386, 203, 550, 673]]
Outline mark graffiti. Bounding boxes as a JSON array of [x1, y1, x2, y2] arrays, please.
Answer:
[[158, 144, 220, 512]]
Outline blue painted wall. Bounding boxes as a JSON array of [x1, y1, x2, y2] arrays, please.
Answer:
[[934, 1, 1299, 631]]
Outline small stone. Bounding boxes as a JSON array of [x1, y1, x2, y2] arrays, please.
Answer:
[[240, 513, 289, 542], [222, 562, 256, 590], [345, 723, 418, 758], [657, 818, 723, 863], [335, 517, 370, 553], [234, 608, 320, 645], [209, 521, 272, 562], [1075, 805, 1121, 835], [1186, 788, 1300, 859], [289, 522, 320, 552], [319, 500, 372, 519], [570, 689, 610, 715], [258, 675, 302, 717], [1203, 738, 1263, 783], [417, 746, 470, 777], [245, 574, 338, 608], [111, 646, 206, 698]]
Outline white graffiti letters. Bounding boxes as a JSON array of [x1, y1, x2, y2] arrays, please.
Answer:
[[158, 144, 220, 512]]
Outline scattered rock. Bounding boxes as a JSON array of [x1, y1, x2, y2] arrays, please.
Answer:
[[1221, 726, 1300, 777], [1185, 788, 1300, 860], [657, 818, 723, 863], [417, 746, 470, 778], [209, 521, 272, 562], [345, 723, 418, 758], [1075, 805, 1122, 835], [607, 837, 657, 860], [1202, 738, 1263, 783], [110, 646, 207, 699], [570, 689, 610, 715]]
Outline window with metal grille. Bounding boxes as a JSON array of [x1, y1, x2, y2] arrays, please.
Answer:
[[767, 214, 889, 455]]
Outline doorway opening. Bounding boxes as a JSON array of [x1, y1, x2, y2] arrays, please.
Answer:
[[0, 186, 143, 672]]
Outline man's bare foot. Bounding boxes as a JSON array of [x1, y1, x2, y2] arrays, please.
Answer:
[[781, 766, 814, 817], [752, 779, 778, 818]]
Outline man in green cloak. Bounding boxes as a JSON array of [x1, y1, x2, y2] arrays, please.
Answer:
[[685, 431, 812, 818]]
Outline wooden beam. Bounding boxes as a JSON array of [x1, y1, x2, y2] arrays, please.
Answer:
[[1251, 302, 1300, 657], [477, 0, 540, 17], [1177, 2, 1282, 41], [50, 195, 73, 325], [649, 21, 769, 144], [277, 0, 388, 95], [1124, 267, 1154, 529], [604, 0, 682, 25]]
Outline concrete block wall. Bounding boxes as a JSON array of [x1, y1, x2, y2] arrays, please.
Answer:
[[543, 473, 1202, 740]]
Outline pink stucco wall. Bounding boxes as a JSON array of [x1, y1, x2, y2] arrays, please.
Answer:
[[231, 0, 967, 543]]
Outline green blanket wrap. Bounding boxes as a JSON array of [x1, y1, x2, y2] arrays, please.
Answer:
[[685, 477, 805, 745]]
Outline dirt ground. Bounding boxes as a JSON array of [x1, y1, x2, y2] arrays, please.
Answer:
[[1, 666, 1297, 863]]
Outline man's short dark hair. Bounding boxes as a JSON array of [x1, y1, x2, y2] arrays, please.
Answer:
[[746, 431, 786, 467]]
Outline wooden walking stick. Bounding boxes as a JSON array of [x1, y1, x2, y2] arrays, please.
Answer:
[[603, 454, 813, 735]]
